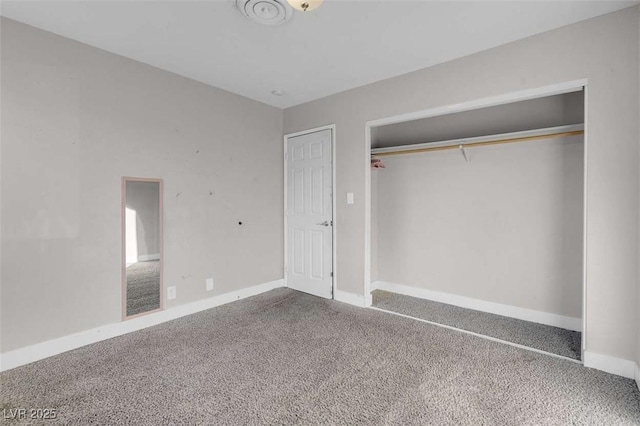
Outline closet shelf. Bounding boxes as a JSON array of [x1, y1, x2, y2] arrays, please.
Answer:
[[371, 124, 584, 157]]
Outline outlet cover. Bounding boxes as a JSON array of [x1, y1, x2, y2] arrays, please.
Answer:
[[206, 278, 214, 291], [167, 286, 176, 300]]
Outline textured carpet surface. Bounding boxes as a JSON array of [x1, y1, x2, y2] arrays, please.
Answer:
[[2, 288, 638, 425], [373, 290, 582, 360], [126, 260, 160, 316]]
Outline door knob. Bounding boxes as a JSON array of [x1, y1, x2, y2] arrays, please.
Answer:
[[317, 220, 332, 227]]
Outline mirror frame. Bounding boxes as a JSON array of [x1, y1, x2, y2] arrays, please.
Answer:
[[121, 177, 164, 320]]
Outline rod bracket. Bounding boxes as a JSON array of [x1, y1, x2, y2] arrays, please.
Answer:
[[459, 144, 470, 162]]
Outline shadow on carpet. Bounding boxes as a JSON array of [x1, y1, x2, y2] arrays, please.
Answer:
[[372, 290, 582, 360]]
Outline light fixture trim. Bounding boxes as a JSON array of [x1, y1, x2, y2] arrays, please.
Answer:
[[286, 0, 324, 12]]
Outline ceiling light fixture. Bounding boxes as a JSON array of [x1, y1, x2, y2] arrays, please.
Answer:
[[286, 0, 323, 12]]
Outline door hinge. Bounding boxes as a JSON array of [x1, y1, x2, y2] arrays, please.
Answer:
[[330, 272, 333, 277]]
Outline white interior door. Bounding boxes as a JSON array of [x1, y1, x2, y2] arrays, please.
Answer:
[[286, 129, 333, 299]]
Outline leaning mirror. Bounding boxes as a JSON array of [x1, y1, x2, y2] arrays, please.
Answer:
[[122, 178, 163, 318]]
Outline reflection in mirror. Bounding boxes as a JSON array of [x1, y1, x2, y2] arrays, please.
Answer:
[[123, 178, 162, 318]]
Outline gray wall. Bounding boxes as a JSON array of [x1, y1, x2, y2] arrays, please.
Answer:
[[370, 171, 379, 283], [125, 181, 160, 259], [284, 7, 640, 360], [1, 18, 284, 352], [374, 136, 583, 318]]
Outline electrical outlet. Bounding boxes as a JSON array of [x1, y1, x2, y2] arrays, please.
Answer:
[[206, 278, 214, 291], [167, 286, 176, 300]]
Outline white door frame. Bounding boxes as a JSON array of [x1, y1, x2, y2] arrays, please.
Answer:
[[284, 124, 337, 298], [364, 79, 589, 357]]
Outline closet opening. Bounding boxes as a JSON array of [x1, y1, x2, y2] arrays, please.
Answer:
[[365, 83, 586, 361]]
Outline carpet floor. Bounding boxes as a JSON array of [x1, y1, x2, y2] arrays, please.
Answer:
[[372, 290, 582, 360], [126, 260, 160, 317], [1, 288, 638, 425]]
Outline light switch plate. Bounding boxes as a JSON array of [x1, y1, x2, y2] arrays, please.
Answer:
[[347, 192, 354, 204], [206, 278, 214, 291], [167, 286, 176, 300]]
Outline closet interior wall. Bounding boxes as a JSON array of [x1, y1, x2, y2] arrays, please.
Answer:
[[370, 92, 585, 321]]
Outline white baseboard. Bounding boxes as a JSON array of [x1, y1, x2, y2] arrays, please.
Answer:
[[137, 253, 160, 262], [371, 281, 582, 331], [335, 290, 371, 307], [635, 362, 640, 391], [583, 351, 637, 379], [0, 279, 284, 372]]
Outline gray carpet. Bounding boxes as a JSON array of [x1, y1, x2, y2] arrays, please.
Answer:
[[372, 290, 582, 360], [126, 260, 160, 316], [2, 289, 638, 425]]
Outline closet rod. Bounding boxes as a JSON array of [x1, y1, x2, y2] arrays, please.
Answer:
[[371, 126, 584, 158]]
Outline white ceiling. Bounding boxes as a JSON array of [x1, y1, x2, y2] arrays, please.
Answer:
[[1, 1, 636, 108]]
